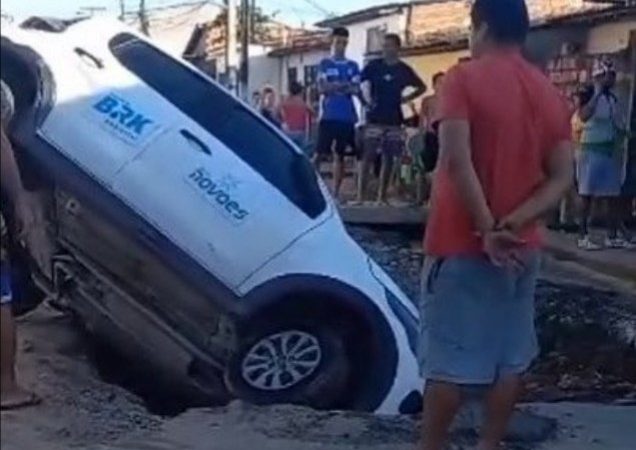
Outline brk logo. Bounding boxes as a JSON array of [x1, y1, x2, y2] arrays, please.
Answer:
[[92, 94, 158, 145]]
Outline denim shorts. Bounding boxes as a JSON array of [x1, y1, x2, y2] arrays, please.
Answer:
[[576, 148, 622, 197], [418, 252, 540, 385], [1, 263, 12, 305]]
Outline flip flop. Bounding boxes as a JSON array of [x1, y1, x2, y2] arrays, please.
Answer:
[[1, 392, 41, 411]]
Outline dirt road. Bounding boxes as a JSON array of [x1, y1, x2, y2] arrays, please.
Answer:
[[2, 304, 635, 450], [2, 228, 635, 450]]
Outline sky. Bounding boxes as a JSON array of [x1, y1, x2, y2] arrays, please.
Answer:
[[0, 0, 388, 26]]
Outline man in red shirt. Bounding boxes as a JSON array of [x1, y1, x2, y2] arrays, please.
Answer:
[[419, 1, 573, 449]]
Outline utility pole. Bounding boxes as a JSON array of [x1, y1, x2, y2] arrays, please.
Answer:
[[250, 0, 256, 40], [226, 0, 239, 94], [118, 0, 126, 20], [239, 0, 250, 99], [139, 0, 150, 35]]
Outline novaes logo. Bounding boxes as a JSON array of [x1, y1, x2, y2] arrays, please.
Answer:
[[187, 168, 249, 224]]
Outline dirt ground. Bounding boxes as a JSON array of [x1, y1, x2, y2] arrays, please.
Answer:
[[0, 306, 536, 450], [1, 258, 635, 450]]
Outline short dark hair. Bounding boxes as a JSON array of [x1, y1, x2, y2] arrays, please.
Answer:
[[432, 72, 445, 84], [385, 33, 402, 48], [332, 27, 349, 38], [471, 0, 529, 45], [289, 81, 303, 96]]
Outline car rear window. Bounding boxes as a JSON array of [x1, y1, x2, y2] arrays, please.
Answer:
[[109, 33, 326, 219]]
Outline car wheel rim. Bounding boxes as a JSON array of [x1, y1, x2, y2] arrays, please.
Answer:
[[241, 330, 322, 391]]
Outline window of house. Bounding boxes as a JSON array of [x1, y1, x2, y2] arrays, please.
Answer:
[[366, 25, 387, 54], [303, 65, 319, 87], [287, 67, 298, 86], [108, 33, 326, 218]]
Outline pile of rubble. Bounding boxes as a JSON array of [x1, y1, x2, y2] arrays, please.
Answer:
[[349, 226, 636, 405]]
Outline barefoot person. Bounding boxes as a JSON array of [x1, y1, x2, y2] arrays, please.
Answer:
[[358, 34, 426, 204], [419, 1, 573, 449], [1, 79, 49, 410], [313, 27, 361, 202]]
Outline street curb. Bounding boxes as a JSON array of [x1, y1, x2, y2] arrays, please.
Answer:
[[545, 233, 636, 284]]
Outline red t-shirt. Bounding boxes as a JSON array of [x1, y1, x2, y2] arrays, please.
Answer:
[[280, 97, 312, 133], [425, 50, 571, 256]]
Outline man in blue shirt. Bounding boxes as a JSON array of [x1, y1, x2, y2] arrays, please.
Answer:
[[313, 27, 361, 202]]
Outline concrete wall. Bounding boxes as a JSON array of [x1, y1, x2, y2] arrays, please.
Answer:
[[586, 19, 636, 54], [404, 49, 469, 88], [525, 25, 588, 67], [247, 45, 281, 97], [276, 49, 330, 96], [347, 14, 405, 66]]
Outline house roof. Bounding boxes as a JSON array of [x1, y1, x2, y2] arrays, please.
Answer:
[[268, 30, 331, 56], [182, 11, 317, 60], [315, 2, 411, 28], [271, 0, 634, 58], [405, 0, 634, 54]]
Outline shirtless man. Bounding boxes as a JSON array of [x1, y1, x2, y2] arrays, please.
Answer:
[[1, 78, 50, 410]]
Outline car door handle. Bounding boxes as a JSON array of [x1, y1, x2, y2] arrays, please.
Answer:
[[180, 130, 212, 156], [74, 47, 104, 69]]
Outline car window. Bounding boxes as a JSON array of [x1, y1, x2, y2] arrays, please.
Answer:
[[109, 33, 326, 219]]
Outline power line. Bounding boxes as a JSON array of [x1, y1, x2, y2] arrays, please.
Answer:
[[299, 0, 333, 17]]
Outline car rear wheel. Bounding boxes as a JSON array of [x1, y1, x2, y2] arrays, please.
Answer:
[[225, 321, 351, 410]]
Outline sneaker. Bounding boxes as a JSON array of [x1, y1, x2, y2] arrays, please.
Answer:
[[577, 236, 602, 251], [604, 237, 632, 249]]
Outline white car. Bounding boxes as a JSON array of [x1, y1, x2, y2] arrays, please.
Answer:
[[1, 17, 422, 414]]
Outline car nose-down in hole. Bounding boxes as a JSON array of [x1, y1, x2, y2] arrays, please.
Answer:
[[0, 16, 422, 414]]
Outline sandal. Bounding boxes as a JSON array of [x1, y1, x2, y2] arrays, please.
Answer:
[[1, 391, 41, 411]]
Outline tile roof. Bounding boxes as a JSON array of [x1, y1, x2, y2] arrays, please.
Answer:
[[269, 0, 634, 57], [182, 13, 315, 59], [407, 0, 629, 51], [315, 2, 412, 27], [268, 30, 331, 56]]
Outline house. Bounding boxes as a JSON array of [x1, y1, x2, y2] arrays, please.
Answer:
[[125, 1, 221, 57], [268, 0, 635, 119], [313, 0, 635, 86], [402, 0, 635, 87], [181, 11, 318, 96], [268, 31, 331, 101], [315, 3, 410, 67]]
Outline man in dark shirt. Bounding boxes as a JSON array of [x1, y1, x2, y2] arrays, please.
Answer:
[[358, 34, 426, 204]]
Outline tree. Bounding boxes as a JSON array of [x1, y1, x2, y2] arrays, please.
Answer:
[[211, 3, 279, 46]]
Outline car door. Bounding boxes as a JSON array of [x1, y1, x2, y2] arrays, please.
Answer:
[[28, 20, 161, 186], [107, 33, 329, 289]]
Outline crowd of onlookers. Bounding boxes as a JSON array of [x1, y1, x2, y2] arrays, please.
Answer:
[[0, 3, 633, 450], [250, 33, 635, 251]]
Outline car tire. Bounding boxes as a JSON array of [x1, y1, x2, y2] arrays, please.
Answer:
[[225, 320, 351, 410]]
